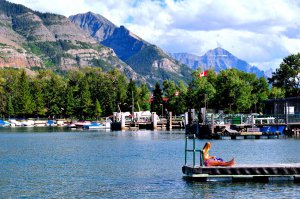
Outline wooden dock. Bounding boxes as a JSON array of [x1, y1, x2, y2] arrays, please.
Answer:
[[183, 135, 300, 182], [182, 164, 300, 182]]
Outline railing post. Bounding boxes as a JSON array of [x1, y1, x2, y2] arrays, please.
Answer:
[[185, 136, 187, 165], [193, 134, 196, 167]]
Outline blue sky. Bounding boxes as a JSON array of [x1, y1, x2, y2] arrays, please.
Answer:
[[9, 0, 300, 71]]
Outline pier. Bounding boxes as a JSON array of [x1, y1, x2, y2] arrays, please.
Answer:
[[183, 109, 300, 139], [110, 112, 185, 131], [183, 135, 300, 182]]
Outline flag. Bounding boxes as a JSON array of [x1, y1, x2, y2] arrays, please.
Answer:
[[198, 70, 207, 78]]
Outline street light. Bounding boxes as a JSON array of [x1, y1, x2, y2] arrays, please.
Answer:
[[160, 104, 163, 117]]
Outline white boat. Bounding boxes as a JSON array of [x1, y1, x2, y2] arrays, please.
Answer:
[[9, 119, 22, 127], [83, 122, 111, 129], [21, 120, 34, 127]]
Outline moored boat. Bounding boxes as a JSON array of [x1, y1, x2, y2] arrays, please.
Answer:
[[0, 119, 10, 127], [83, 122, 111, 129]]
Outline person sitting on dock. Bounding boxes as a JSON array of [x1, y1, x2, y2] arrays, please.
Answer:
[[202, 142, 235, 167]]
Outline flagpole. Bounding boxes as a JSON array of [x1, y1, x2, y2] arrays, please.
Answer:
[[204, 94, 206, 123]]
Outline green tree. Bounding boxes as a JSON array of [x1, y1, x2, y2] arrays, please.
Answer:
[[94, 99, 102, 120], [251, 77, 269, 113], [215, 69, 252, 113], [138, 83, 150, 111], [65, 86, 76, 118], [44, 71, 66, 118], [174, 81, 187, 115], [268, 53, 300, 97], [7, 95, 14, 118], [32, 79, 46, 117], [125, 79, 138, 113], [269, 87, 285, 99], [186, 69, 216, 111], [152, 82, 163, 114], [80, 79, 93, 119], [15, 70, 34, 117]]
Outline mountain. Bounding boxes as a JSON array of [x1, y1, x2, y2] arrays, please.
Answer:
[[0, 0, 145, 82], [70, 12, 193, 85], [170, 47, 265, 77]]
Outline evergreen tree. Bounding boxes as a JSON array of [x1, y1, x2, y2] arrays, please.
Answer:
[[16, 70, 34, 117], [152, 82, 163, 114], [32, 80, 46, 117], [44, 72, 66, 118], [80, 79, 93, 119], [94, 99, 102, 120], [125, 79, 138, 113], [65, 86, 76, 118], [7, 95, 14, 118]]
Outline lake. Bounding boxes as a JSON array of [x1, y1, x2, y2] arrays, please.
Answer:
[[0, 127, 299, 198]]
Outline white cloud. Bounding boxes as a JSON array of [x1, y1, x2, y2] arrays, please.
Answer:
[[8, 0, 300, 70]]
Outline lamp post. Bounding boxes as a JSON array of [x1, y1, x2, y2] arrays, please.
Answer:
[[160, 103, 163, 117]]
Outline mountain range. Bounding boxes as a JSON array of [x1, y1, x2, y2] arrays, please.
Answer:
[[0, 0, 267, 87], [69, 12, 193, 85], [170, 48, 266, 77]]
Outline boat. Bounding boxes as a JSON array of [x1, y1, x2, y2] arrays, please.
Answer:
[[46, 120, 57, 126], [0, 119, 10, 127], [9, 119, 22, 127], [83, 122, 111, 129], [74, 121, 91, 128], [205, 158, 235, 167], [260, 125, 286, 135], [21, 120, 34, 127]]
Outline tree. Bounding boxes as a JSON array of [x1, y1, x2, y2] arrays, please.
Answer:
[[44, 71, 66, 118], [138, 83, 150, 111], [32, 79, 46, 117], [268, 53, 300, 97], [251, 77, 269, 113], [80, 79, 93, 119], [94, 99, 102, 120], [163, 80, 176, 113], [152, 82, 163, 114], [15, 70, 34, 117], [7, 96, 14, 118], [186, 69, 216, 111], [174, 81, 187, 115], [125, 79, 138, 113], [269, 87, 285, 99]]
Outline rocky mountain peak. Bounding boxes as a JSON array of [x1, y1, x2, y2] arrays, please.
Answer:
[[69, 12, 116, 42], [171, 47, 266, 77]]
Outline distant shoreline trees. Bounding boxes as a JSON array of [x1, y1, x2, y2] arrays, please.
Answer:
[[1, 54, 297, 119]]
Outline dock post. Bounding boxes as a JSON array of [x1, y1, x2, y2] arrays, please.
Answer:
[[168, 112, 172, 130], [193, 134, 196, 167], [185, 136, 187, 165], [211, 114, 214, 134], [121, 113, 126, 130], [184, 112, 189, 133], [152, 112, 157, 130]]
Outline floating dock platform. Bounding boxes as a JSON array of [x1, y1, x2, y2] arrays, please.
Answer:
[[183, 135, 300, 182], [182, 164, 300, 182]]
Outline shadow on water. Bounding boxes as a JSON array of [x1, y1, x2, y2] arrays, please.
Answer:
[[183, 179, 300, 198]]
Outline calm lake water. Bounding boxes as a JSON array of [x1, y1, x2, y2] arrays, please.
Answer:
[[0, 127, 299, 198]]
